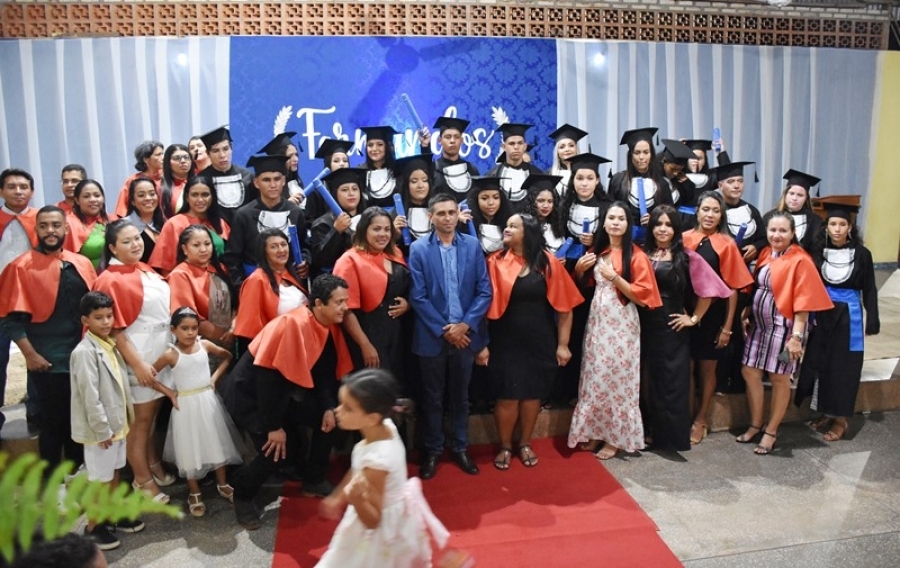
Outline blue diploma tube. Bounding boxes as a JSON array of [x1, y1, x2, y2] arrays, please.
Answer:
[[555, 237, 574, 259], [401, 93, 425, 133], [637, 178, 648, 218], [459, 202, 477, 237], [734, 222, 748, 248], [393, 194, 412, 245], [582, 217, 591, 235], [713, 127, 722, 153], [287, 224, 303, 266], [315, 182, 344, 217], [302, 167, 332, 197]]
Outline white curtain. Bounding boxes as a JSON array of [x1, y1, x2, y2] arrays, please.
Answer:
[[557, 40, 880, 217], [0, 37, 229, 206]]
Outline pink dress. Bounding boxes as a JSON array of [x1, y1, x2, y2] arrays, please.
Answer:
[[567, 266, 645, 452]]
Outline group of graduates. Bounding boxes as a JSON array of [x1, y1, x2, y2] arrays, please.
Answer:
[[0, 115, 881, 541]]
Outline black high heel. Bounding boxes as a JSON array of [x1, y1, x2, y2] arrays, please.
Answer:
[[736, 423, 764, 444], [754, 431, 777, 455]]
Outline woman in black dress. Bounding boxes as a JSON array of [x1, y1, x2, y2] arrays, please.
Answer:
[[796, 203, 879, 442], [309, 168, 368, 275], [484, 213, 582, 469]]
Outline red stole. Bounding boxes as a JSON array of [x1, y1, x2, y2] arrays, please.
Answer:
[[332, 247, 407, 312], [487, 250, 584, 319], [755, 245, 833, 320], [599, 244, 663, 308], [683, 230, 753, 290], [148, 214, 231, 273], [248, 307, 354, 388], [56, 201, 74, 214], [167, 261, 217, 320], [93, 262, 157, 328], [114, 171, 162, 218], [0, 250, 97, 323], [0, 207, 38, 246], [234, 268, 306, 339], [63, 213, 104, 253]]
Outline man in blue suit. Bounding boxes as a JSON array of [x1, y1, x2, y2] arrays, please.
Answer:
[[409, 193, 492, 479]]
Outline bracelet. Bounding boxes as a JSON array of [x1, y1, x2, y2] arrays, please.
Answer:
[[719, 327, 733, 336], [790, 332, 803, 341], [690, 314, 700, 325], [608, 274, 620, 282]]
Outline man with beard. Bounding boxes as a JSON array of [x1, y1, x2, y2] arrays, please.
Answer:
[[199, 125, 256, 225], [0, 206, 97, 470]]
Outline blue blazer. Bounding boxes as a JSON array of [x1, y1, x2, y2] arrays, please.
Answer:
[[408, 231, 492, 357]]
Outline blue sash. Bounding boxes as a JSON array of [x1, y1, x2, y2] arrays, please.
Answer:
[[632, 226, 646, 243], [243, 263, 257, 277], [826, 286, 864, 352], [677, 206, 697, 216]]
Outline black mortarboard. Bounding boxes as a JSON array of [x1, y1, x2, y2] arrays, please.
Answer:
[[497, 123, 532, 140], [323, 167, 366, 189], [360, 126, 399, 142], [246, 154, 288, 175], [199, 125, 232, 150], [433, 117, 470, 134], [393, 155, 434, 180], [548, 124, 589, 144], [522, 174, 562, 193], [569, 152, 613, 173], [684, 139, 713, 152], [661, 139, 697, 164], [782, 169, 821, 191], [315, 139, 354, 159], [821, 201, 861, 221], [469, 176, 503, 192], [709, 161, 755, 181], [619, 127, 658, 148], [496, 152, 508, 164], [258, 132, 301, 155]]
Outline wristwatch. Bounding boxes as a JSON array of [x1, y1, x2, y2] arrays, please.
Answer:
[[690, 315, 700, 325]]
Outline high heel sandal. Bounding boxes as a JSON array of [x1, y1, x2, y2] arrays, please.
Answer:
[[690, 422, 708, 445], [149, 461, 176, 487], [217, 483, 235, 504], [132, 478, 171, 504], [754, 431, 778, 455], [735, 424, 764, 444], [188, 493, 206, 517]]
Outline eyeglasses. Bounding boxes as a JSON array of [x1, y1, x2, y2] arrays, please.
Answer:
[[172, 155, 192, 162]]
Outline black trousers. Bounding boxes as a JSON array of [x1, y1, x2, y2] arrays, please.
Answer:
[[31, 371, 83, 472]]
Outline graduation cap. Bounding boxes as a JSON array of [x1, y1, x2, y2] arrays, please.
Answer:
[[660, 139, 697, 165], [323, 167, 366, 189], [619, 127, 658, 148], [548, 124, 589, 144], [199, 125, 232, 150], [315, 139, 354, 159], [684, 139, 713, 152], [521, 174, 562, 193], [821, 201, 861, 222], [709, 161, 756, 181], [246, 154, 288, 176], [469, 176, 503, 192], [360, 126, 398, 142], [258, 132, 301, 155], [569, 152, 613, 173], [393, 155, 434, 180], [433, 117, 470, 134], [495, 152, 508, 164], [497, 123, 532, 140], [782, 169, 821, 192]]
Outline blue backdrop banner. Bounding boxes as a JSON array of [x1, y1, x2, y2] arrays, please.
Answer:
[[229, 36, 558, 182]]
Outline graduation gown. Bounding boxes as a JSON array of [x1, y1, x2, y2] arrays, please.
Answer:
[[724, 200, 765, 254], [200, 164, 256, 226], [363, 167, 398, 210], [223, 198, 309, 289], [608, 171, 674, 242], [485, 161, 544, 213], [433, 156, 479, 202], [309, 212, 356, 275], [148, 213, 230, 274], [167, 261, 232, 323], [796, 242, 879, 416], [234, 268, 307, 340], [0, 249, 97, 324]]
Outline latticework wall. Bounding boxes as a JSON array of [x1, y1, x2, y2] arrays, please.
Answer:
[[0, 1, 889, 49]]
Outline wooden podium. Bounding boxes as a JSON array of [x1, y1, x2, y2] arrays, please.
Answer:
[[810, 194, 861, 221]]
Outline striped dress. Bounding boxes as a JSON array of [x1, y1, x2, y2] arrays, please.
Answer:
[[742, 254, 796, 375]]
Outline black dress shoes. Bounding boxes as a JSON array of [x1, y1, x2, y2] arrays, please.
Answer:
[[451, 450, 479, 475], [419, 454, 440, 480]]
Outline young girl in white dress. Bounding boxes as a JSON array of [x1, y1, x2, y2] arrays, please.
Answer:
[[154, 307, 243, 517], [317, 369, 456, 568]]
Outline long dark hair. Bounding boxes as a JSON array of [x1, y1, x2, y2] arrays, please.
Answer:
[[398, 162, 433, 210], [160, 143, 195, 218], [499, 213, 550, 278], [644, 205, 688, 292], [809, 214, 865, 267], [351, 207, 398, 257], [175, 224, 233, 305], [593, 201, 633, 283], [364, 138, 396, 170], [256, 228, 303, 295], [341, 368, 399, 418], [102, 218, 140, 266], [467, 184, 511, 232], [177, 176, 225, 234], [126, 175, 166, 230], [693, 190, 729, 234], [133, 140, 163, 173], [72, 179, 110, 224], [560, 165, 611, 238], [525, 187, 565, 241], [624, 143, 669, 205]]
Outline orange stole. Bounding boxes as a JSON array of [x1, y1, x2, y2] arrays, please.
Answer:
[[755, 245, 833, 320], [600, 245, 663, 308], [234, 268, 306, 339], [683, 230, 753, 290], [0, 250, 97, 323], [0, 208, 38, 246], [332, 247, 407, 312], [93, 262, 157, 328], [486, 250, 584, 319], [63, 213, 104, 253], [149, 214, 231, 273], [114, 172, 162, 218], [248, 307, 353, 388], [167, 261, 218, 319]]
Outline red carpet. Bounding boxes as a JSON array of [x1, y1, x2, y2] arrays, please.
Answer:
[[271, 437, 682, 568]]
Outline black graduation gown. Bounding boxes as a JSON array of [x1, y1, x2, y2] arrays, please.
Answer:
[[724, 200, 766, 253], [608, 171, 674, 244], [485, 161, 544, 214], [201, 164, 256, 226], [433, 156, 479, 202], [309, 212, 354, 275], [796, 243, 879, 416], [667, 175, 697, 231]]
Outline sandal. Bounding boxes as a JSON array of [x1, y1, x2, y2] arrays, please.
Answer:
[[736, 424, 764, 444], [823, 419, 847, 442], [808, 415, 832, 432], [754, 431, 778, 455], [150, 461, 176, 487], [518, 444, 538, 467], [690, 421, 708, 445], [132, 478, 170, 504], [217, 483, 235, 503], [595, 444, 619, 461], [578, 440, 600, 452], [493, 447, 513, 471], [188, 493, 206, 518]]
